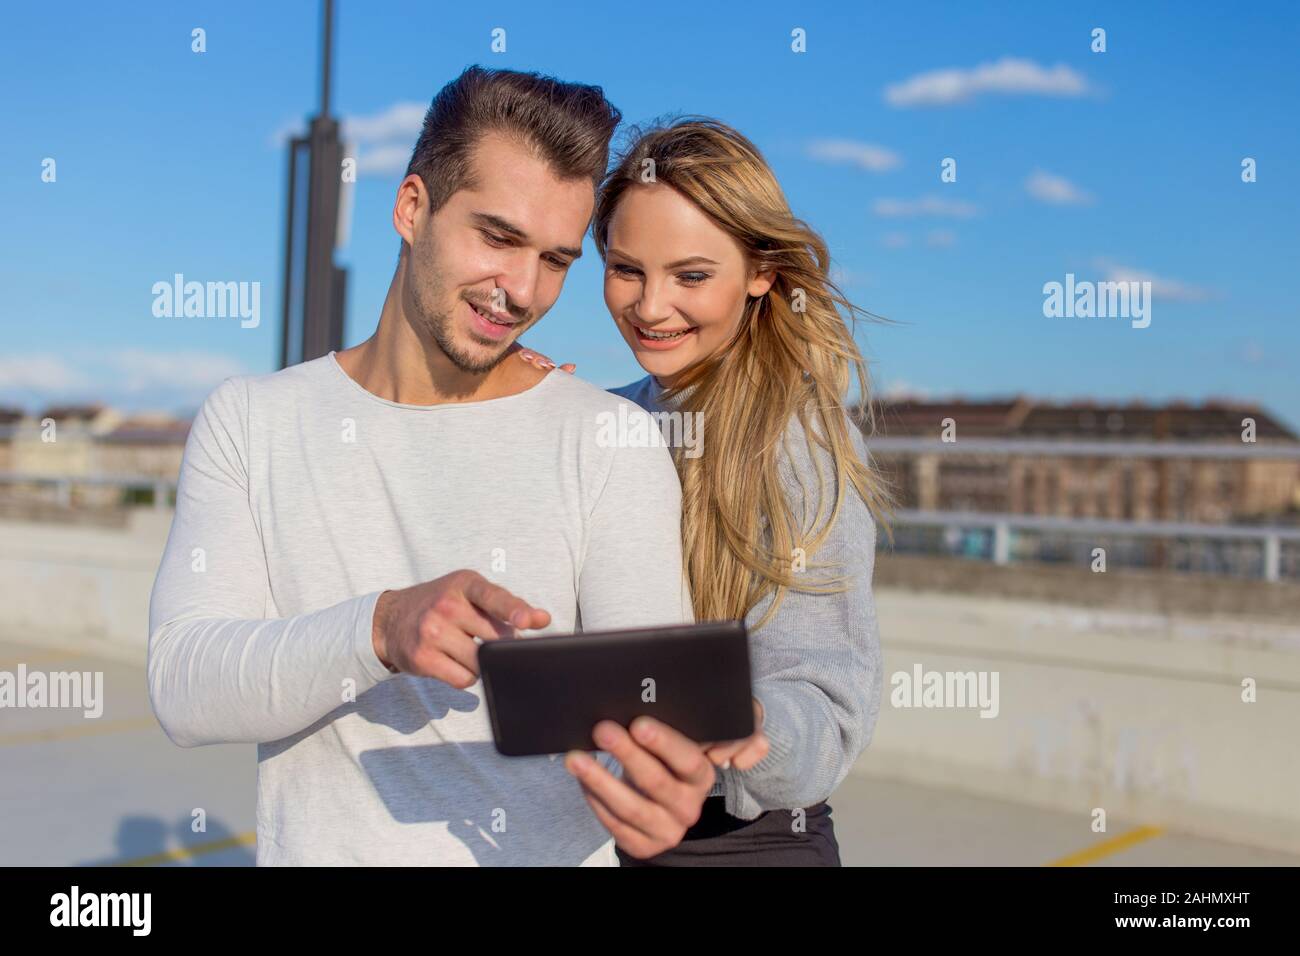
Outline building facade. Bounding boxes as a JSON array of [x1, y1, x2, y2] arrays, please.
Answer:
[[868, 398, 1300, 525]]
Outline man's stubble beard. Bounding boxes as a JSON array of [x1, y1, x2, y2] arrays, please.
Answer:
[[408, 241, 524, 376]]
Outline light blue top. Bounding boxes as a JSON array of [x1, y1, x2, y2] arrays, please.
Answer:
[[608, 375, 884, 819]]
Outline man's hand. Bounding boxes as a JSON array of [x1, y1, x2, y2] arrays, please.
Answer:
[[565, 717, 716, 860], [371, 570, 550, 685]]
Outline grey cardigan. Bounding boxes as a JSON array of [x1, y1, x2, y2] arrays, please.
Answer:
[[608, 375, 884, 821]]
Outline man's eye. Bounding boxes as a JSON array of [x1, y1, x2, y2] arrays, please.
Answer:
[[544, 255, 571, 270], [482, 232, 509, 246]]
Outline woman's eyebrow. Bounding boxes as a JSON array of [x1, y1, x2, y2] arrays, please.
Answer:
[[664, 255, 718, 269], [607, 249, 718, 269], [606, 247, 641, 265]]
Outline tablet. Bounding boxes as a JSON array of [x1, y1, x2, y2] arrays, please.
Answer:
[[478, 620, 753, 757]]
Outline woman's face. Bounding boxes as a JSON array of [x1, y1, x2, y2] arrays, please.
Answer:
[[603, 184, 773, 386]]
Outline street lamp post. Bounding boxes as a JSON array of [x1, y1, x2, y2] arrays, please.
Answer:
[[279, 0, 348, 369]]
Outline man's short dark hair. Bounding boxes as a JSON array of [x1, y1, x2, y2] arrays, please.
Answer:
[[404, 65, 622, 219]]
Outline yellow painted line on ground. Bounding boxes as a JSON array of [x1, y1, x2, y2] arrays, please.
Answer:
[[116, 832, 257, 867], [1046, 825, 1165, 867], [0, 649, 89, 670], [0, 716, 159, 747], [122, 825, 1164, 867]]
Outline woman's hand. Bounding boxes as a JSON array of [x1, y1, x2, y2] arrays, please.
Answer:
[[517, 348, 576, 374], [702, 697, 769, 771]]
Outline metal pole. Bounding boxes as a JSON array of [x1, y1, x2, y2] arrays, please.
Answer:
[[278, 0, 346, 367], [321, 0, 333, 117], [279, 138, 300, 370]]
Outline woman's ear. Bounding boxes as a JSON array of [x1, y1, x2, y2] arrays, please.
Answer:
[[747, 268, 776, 298]]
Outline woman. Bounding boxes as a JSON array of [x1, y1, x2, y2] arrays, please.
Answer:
[[525, 118, 893, 865]]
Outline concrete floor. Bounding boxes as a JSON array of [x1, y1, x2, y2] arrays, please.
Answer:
[[2, 639, 1296, 867]]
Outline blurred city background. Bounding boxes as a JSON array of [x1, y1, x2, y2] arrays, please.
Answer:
[[1, 1, 1297, 866]]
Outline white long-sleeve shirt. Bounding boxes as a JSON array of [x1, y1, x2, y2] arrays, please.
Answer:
[[147, 353, 692, 865]]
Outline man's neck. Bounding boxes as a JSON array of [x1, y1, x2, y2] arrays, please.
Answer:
[[334, 277, 543, 406]]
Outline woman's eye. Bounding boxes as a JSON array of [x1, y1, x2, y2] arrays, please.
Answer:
[[677, 272, 710, 286], [611, 264, 640, 278]]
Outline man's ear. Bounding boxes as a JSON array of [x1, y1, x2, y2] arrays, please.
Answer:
[[747, 268, 776, 298], [393, 174, 426, 247]]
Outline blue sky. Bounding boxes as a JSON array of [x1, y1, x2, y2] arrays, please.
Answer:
[[2, 1, 1297, 429]]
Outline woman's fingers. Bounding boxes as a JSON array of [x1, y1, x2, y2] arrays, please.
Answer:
[[730, 734, 770, 771], [705, 734, 767, 770], [705, 699, 768, 769], [705, 743, 740, 768], [518, 351, 548, 368], [516, 350, 549, 369], [516, 349, 577, 373]]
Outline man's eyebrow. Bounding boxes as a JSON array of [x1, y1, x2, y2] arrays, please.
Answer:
[[607, 248, 718, 270], [471, 212, 527, 238], [471, 211, 582, 260]]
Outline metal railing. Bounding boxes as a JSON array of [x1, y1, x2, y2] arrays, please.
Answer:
[[885, 509, 1300, 583], [866, 436, 1300, 460], [863, 438, 1300, 581], [3, 472, 1298, 583], [0, 472, 177, 510]]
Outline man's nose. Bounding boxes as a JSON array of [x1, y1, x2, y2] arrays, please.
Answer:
[[494, 258, 540, 317]]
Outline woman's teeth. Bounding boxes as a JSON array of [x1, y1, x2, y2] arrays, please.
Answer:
[[640, 327, 692, 340]]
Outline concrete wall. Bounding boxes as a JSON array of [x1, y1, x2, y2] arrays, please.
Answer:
[[876, 553, 1300, 621], [855, 586, 1300, 854], [2, 512, 1298, 853], [0, 510, 171, 664]]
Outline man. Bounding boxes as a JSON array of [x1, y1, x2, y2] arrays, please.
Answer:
[[147, 65, 715, 865]]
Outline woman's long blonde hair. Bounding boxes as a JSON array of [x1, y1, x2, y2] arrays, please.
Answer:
[[592, 118, 895, 629]]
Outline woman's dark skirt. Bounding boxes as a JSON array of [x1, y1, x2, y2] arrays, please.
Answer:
[[616, 796, 841, 866]]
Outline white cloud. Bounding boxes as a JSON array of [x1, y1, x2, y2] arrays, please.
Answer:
[[342, 102, 426, 144], [881, 233, 910, 249], [342, 102, 427, 178], [270, 101, 426, 177], [104, 349, 247, 394], [354, 144, 414, 176], [874, 196, 978, 218], [885, 57, 1091, 107], [1093, 258, 1217, 303], [806, 139, 901, 172], [926, 229, 957, 247], [0, 355, 87, 391], [0, 350, 248, 411], [1026, 169, 1093, 205]]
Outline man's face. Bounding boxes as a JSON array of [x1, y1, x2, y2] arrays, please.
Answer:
[[402, 131, 595, 374]]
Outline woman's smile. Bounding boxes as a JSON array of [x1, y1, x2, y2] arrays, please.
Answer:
[[631, 321, 700, 350]]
